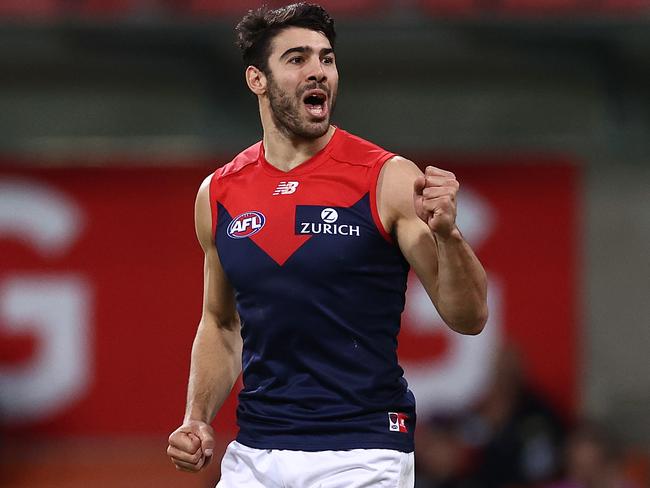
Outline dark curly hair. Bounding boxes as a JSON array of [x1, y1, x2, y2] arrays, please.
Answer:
[[235, 3, 336, 75]]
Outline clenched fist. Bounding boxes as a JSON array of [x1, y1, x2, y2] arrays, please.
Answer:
[[167, 420, 215, 473], [413, 166, 460, 239]]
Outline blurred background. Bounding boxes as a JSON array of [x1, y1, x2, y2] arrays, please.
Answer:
[[1, 0, 649, 487]]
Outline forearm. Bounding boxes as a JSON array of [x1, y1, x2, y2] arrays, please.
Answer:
[[434, 227, 488, 334], [184, 317, 242, 423]]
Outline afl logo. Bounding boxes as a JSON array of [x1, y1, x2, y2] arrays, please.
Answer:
[[227, 211, 266, 239]]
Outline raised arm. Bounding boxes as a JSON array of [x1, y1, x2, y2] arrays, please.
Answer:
[[167, 175, 242, 472], [378, 157, 488, 335]]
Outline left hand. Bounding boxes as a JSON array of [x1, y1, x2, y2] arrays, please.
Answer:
[[413, 165, 459, 239], [167, 420, 215, 473]]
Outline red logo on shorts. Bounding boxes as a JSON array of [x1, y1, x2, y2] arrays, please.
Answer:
[[388, 412, 408, 433]]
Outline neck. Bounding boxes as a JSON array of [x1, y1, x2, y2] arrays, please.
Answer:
[[260, 107, 335, 172]]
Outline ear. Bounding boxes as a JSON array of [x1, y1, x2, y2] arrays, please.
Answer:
[[245, 66, 267, 96]]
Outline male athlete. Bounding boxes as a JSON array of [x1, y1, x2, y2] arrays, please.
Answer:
[[167, 3, 488, 487]]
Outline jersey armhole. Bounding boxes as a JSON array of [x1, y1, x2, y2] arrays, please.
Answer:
[[208, 170, 219, 242], [369, 153, 396, 244]]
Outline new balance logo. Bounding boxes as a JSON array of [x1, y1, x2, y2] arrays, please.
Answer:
[[273, 181, 299, 195]]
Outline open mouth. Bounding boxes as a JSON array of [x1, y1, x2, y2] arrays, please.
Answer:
[[303, 91, 328, 118]]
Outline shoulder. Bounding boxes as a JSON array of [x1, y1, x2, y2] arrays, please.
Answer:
[[214, 141, 262, 180], [209, 141, 262, 205], [330, 129, 394, 168], [379, 156, 422, 206], [381, 155, 422, 180], [195, 174, 214, 251], [376, 155, 424, 233], [197, 173, 211, 198]]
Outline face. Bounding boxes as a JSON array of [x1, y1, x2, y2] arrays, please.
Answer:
[[263, 27, 338, 139]]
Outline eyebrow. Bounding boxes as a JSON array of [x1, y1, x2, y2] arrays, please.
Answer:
[[279, 46, 334, 60]]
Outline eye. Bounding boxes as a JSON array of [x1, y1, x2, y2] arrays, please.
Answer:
[[322, 56, 335, 65], [288, 56, 303, 65]]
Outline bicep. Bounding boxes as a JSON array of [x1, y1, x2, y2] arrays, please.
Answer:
[[379, 157, 441, 303], [202, 246, 239, 331], [195, 176, 239, 333]]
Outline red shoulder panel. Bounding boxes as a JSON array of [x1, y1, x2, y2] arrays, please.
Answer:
[[330, 130, 393, 168], [219, 142, 262, 179], [210, 141, 262, 240]]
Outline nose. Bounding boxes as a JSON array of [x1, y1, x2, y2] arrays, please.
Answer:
[[306, 57, 327, 83]]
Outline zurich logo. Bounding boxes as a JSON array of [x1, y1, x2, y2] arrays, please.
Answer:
[[227, 211, 266, 239], [320, 208, 338, 223]]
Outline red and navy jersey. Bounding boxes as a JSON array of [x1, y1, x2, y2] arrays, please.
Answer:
[[210, 128, 415, 452]]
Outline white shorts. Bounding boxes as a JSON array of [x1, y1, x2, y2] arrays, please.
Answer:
[[216, 440, 414, 488]]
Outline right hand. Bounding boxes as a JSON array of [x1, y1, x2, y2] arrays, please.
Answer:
[[167, 420, 215, 472]]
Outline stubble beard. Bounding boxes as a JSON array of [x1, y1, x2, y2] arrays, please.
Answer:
[[266, 73, 334, 140]]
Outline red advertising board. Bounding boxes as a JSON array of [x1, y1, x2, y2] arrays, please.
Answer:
[[0, 161, 578, 437]]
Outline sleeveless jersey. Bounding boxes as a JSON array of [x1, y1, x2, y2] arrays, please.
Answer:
[[209, 128, 416, 452]]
